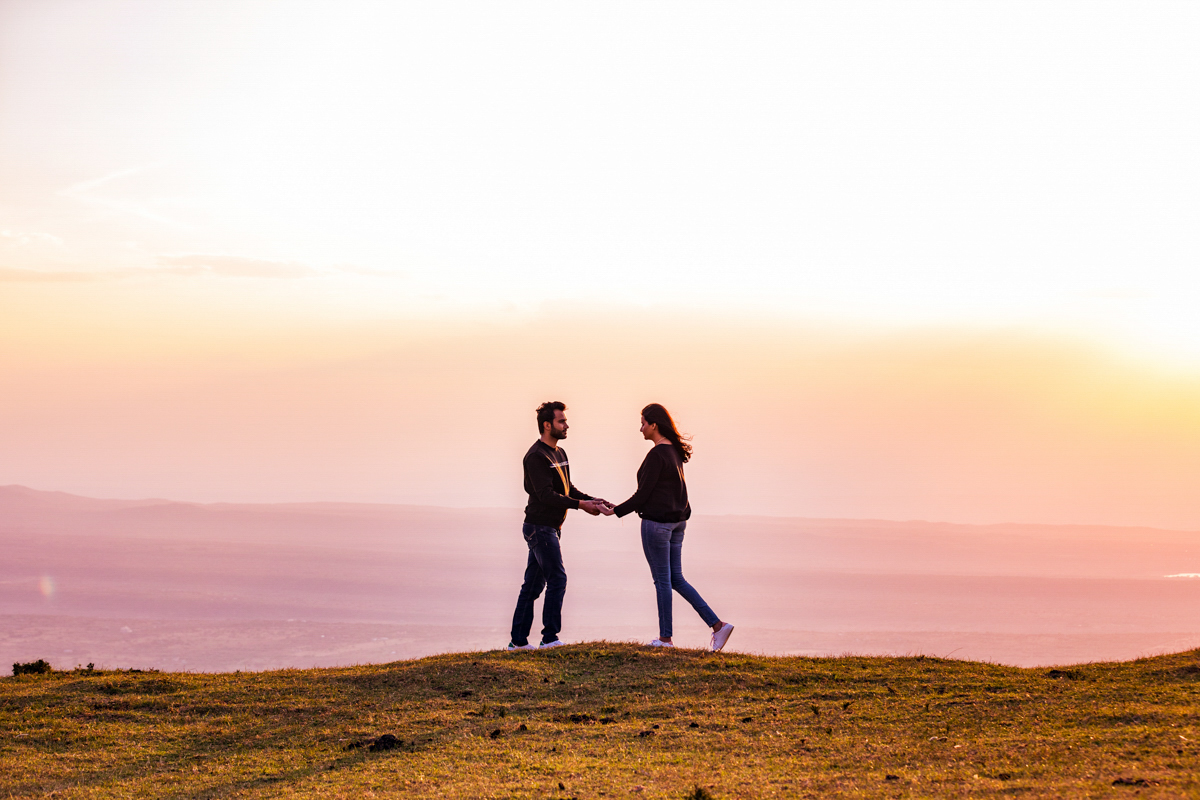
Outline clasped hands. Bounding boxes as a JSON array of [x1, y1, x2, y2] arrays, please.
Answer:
[[578, 499, 616, 517]]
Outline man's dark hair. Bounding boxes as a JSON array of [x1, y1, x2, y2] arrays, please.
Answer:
[[536, 401, 566, 434]]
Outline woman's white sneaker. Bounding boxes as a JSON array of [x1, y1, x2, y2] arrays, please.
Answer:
[[648, 639, 675, 648], [710, 623, 734, 652], [538, 639, 566, 649]]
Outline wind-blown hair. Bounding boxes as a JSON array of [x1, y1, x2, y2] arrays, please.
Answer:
[[642, 403, 692, 463], [536, 401, 566, 434]]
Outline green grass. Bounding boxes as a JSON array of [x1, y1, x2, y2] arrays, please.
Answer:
[[4, 643, 1200, 798]]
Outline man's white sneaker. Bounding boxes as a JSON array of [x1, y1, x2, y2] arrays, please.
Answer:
[[538, 639, 566, 649], [506, 641, 538, 651], [649, 639, 675, 648], [710, 623, 734, 652]]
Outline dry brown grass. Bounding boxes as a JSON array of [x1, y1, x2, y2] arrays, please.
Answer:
[[4, 642, 1200, 798]]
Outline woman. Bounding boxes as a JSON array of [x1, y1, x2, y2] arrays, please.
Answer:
[[610, 404, 734, 652]]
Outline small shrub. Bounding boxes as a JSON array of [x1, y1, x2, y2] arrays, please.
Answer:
[[369, 734, 403, 751], [13, 659, 52, 676], [687, 787, 715, 800]]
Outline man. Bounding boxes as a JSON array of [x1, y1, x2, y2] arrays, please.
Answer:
[[508, 401, 608, 650]]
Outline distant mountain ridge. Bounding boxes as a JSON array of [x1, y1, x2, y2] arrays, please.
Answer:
[[5, 484, 1200, 669], [8, 484, 1199, 579], [5, 483, 1198, 537]]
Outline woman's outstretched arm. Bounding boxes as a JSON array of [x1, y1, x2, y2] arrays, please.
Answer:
[[612, 449, 662, 518]]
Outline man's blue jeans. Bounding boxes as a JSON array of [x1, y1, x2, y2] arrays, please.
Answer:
[[510, 523, 567, 646], [641, 519, 719, 640]]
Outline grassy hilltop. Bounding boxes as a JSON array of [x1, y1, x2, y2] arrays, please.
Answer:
[[3, 644, 1200, 799]]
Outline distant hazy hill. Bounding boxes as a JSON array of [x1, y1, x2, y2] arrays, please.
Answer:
[[3, 485, 1200, 670]]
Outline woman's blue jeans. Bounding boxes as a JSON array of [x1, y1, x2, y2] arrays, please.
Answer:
[[640, 519, 719, 639]]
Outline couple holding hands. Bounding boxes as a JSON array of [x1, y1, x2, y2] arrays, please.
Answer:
[[508, 401, 734, 653]]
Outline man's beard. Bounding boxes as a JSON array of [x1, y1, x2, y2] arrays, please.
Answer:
[[550, 427, 567, 440]]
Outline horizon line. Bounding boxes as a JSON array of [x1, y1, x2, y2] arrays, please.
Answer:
[[4, 484, 1198, 535]]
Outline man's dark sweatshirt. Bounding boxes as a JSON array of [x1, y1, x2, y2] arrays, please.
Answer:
[[613, 443, 691, 523], [523, 440, 594, 529]]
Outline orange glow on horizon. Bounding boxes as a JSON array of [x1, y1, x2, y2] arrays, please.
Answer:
[[4, 288, 1200, 530]]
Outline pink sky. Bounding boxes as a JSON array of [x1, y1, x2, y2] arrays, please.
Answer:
[[3, 2, 1199, 529], [4, 281, 1200, 528]]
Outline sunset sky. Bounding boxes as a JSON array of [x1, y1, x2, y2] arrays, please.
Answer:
[[3, 1, 1199, 528]]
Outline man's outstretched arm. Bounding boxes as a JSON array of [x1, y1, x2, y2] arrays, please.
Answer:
[[569, 483, 614, 516], [567, 483, 594, 502]]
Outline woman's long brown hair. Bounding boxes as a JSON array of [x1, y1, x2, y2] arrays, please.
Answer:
[[641, 403, 692, 463]]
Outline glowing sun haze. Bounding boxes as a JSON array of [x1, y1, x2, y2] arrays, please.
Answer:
[[2, 1, 1199, 528]]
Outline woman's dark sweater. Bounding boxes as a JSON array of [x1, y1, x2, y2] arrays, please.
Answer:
[[613, 443, 691, 523]]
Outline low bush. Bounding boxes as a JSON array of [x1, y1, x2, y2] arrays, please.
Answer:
[[12, 659, 52, 676]]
